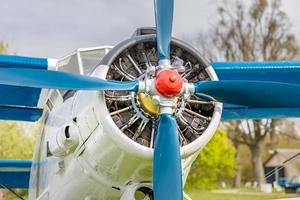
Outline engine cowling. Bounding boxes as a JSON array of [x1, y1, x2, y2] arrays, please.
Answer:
[[37, 29, 222, 200], [95, 29, 222, 159]]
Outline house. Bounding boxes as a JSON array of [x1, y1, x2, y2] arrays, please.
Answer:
[[264, 149, 300, 184]]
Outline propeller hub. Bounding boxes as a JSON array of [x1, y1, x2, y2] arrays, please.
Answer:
[[155, 69, 183, 97]]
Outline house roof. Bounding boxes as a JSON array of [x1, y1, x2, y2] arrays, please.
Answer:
[[264, 149, 300, 167]]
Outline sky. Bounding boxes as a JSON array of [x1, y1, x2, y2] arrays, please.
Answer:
[[0, 0, 300, 58]]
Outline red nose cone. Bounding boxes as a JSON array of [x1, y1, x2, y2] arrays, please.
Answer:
[[155, 69, 183, 97]]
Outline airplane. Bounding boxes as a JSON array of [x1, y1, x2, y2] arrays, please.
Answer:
[[1, 0, 300, 199]]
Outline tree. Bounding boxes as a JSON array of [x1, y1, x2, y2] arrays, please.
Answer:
[[214, 0, 298, 62], [0, 122, 35, 160], [225, 120, 284, 185], [186, 129, 236, 190], [210, 0, 299, 186]]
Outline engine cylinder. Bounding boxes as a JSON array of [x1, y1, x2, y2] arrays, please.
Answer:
[[97, 34, 222, 158]]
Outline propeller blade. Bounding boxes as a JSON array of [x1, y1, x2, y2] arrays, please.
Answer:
[[0, 68, 139, 91], [153, 114, 183, 200], [195, 80, 300, 107], [154, 0, 174, 61]]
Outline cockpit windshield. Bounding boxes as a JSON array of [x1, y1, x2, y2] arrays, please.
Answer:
[[57, 46, 112, 75]]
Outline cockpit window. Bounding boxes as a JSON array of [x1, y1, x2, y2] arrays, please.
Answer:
[[58, 53, 80, 74], [80, 49, 108, 75], [57, 47, 112, 75], [56, 47, 112, 98]]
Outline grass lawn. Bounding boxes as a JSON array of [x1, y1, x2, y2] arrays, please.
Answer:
[[5, 195, 27, 200], [4, 190, 28, 200], [187, 190, 297, 200], [5, 190, 298, 200]]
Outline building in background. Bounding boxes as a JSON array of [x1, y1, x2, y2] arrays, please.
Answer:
[[264, 149, 300, 193]]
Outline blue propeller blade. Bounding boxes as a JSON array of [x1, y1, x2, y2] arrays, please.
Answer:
[[195, 80, 300, 108], [154, 114, 183, 200], [154, 0, 174, 61], [0, 68, 139, 91]]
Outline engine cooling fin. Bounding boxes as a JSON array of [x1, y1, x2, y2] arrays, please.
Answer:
[[102, 37, 215, 148]]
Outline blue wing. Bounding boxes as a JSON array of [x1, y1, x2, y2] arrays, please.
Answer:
[[0, 55, 49, 121], [0, 160, 32, 188], [211, 61, 300, 120], [1, 57, 300, 121]]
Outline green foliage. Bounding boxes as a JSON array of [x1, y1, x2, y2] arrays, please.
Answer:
[[186, 129, 236, 190], [0, 122, 35, 159]]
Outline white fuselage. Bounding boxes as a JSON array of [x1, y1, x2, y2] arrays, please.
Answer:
[[29, 65, 222, 200]]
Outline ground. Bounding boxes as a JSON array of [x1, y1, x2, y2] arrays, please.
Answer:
[[4, 190, 298, 200], [187, 190, 297, 200]]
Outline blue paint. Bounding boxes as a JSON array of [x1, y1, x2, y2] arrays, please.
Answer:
[[0, 160, 32, 168], [0, 171, 30, 188], [0, 68, 139, 91], [222, 104, 300, 120], [0, 106, 43, 121], [195, 80, 300, 108], [0, 55, 48, 108], [154, 0, 174, 60], [211, 61, 300, 120], [0, 160, 31, 189], [0, 85, 40, 107], [0, 55, 48, 69], [212, 61, 300, 84], [154, 114, 183, 200], [212, 61, 300, 68], [0, 55, 139, 123]]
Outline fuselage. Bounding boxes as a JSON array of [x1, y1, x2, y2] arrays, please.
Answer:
[[29, 85, 196, 200], [28, 35, 222, 199]]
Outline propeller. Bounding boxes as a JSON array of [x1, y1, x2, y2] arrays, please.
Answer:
[[0, 68, 139, 91], [154, 114, 183, 200], [154, 0, 174, 61], [153, 0, 184, 199], [3, 0, 298, 199], [195, 80, 300, 107]]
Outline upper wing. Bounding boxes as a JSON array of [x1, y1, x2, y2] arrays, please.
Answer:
[[0, 55, 55, 122], [2, 57, 300, 121], [0, 160, 31, 189], [211, 61, 300, 121], [222, 104, 300, 121], [0, 47, 112, 122]]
